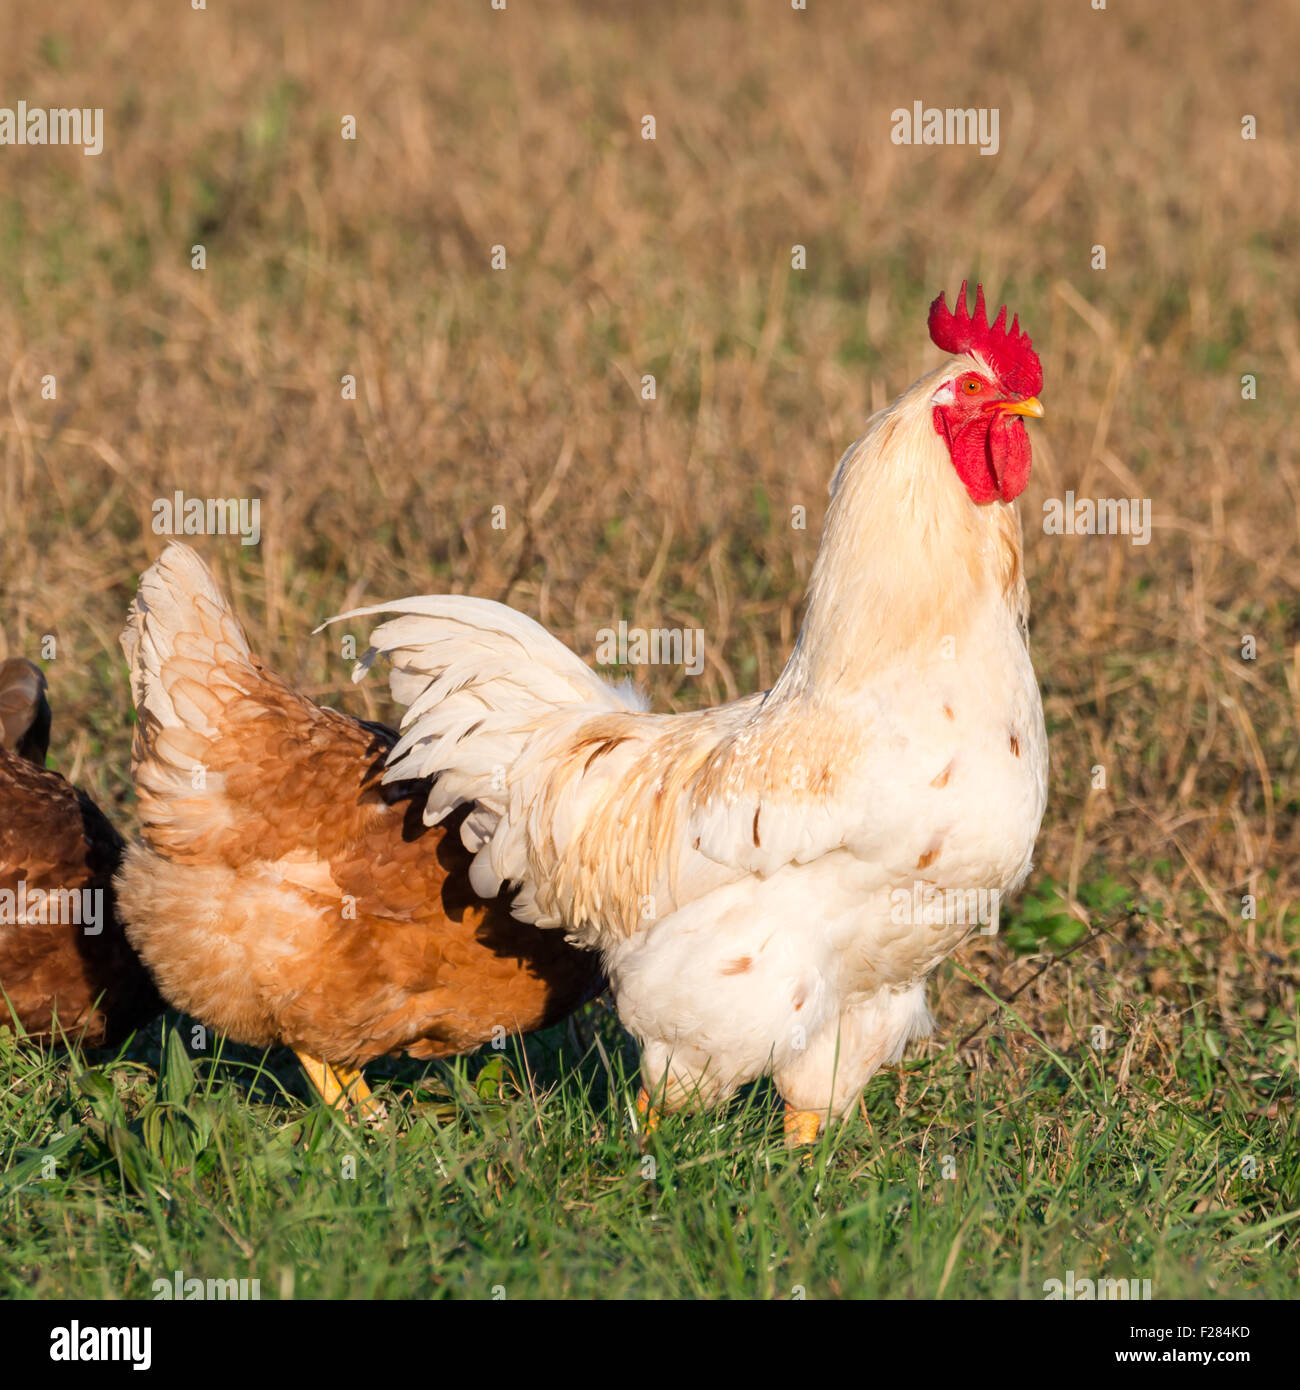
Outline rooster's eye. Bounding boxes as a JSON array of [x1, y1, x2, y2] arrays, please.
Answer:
[[963, 378, 982, 394]]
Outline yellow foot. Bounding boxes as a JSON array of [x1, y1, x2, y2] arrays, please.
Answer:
[[293, 1049, 385, 1125], [635, 1087, 660, 1139], [783, 1106, 823, 1148]]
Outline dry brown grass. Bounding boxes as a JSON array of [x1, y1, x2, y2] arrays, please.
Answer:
[[1, 0, 1296, 1059]]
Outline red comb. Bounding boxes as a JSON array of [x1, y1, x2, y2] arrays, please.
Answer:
[[928, 281, 1042, 397]]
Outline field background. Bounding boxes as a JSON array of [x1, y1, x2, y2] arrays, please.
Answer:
[[1, 0, 1297, 1298]]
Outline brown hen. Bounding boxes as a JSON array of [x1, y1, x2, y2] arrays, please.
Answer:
[[115, 543, 603, 1117], [0, 658, 161, 1045]]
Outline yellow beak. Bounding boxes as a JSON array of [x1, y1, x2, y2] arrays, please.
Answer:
[[997, 396, 1045, 419]]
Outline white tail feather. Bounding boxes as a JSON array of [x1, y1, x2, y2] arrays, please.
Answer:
[[123, 541, 254, 735], [121, 542, 258, 831], [322, 595, 647, 899]]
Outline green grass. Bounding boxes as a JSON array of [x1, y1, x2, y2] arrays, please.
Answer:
[[3, 970, 1294, 1300]]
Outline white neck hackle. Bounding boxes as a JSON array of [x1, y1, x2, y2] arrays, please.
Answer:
[[771, 362, 1025, 702]]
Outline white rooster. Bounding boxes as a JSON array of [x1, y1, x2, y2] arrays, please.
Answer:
[[333, 283, 1048, 1143]]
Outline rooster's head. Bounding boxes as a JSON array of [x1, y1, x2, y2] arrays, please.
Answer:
[[927, 281, 1044, 505]]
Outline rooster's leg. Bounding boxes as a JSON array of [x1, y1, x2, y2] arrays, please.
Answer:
[[782, 1105, 823, 1147]]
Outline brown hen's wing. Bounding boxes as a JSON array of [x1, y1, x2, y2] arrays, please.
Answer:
[[225, 693, 602, 1061], [118, 543, 602, 1067], [0, 748, 161, 1045]]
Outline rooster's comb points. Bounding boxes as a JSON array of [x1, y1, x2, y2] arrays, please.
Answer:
[[928, 280, 1043, 397]]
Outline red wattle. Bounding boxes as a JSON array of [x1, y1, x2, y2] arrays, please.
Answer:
[[932, 406, 1032, 504], [988, 413, 1031, 501]]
